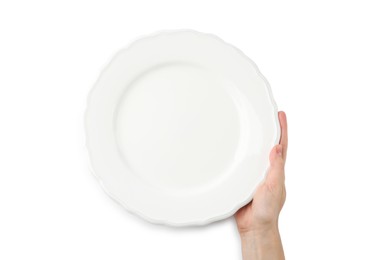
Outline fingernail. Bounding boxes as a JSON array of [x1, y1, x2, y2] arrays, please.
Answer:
[[277, 145, 283, 156]]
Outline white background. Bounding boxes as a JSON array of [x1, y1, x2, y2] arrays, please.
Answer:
[[1, 0, 367, 259]]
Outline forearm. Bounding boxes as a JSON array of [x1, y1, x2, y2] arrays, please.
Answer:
[[240, 226, 285, 260]]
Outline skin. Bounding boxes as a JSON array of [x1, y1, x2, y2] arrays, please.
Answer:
[[235, 111, 288, 260]]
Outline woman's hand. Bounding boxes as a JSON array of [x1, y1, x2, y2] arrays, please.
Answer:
[[235, 111, 288, 260]]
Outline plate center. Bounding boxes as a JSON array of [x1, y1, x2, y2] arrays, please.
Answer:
[[115, 63, 243, 192]]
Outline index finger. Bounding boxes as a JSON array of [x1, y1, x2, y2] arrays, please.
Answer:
[[278, 111, 288, 160]]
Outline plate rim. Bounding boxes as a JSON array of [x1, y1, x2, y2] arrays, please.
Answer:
[[85, 29, 280, 227]]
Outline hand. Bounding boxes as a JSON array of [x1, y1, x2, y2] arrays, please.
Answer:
[[235, 111, 288, 259]]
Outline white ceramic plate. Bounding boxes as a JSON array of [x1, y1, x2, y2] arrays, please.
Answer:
[[85, 30, 280, 226]]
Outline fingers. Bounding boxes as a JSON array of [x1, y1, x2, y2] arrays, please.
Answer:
[[278, 111, 288, 160], [266, 111, 288, 186]]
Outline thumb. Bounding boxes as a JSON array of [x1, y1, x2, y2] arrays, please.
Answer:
[[266, 144, 285, 185]]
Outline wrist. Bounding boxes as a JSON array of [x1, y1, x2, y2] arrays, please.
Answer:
[[239, 225, 284, 260], [240, 224, 279, 241], [239, 222, 279, 239]]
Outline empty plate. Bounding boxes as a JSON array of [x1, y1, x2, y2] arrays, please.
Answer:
[[85, 30, 280, 226]]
